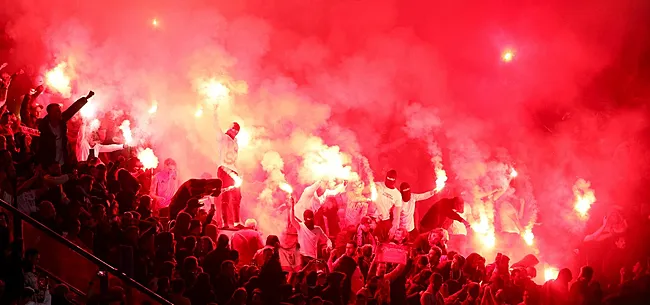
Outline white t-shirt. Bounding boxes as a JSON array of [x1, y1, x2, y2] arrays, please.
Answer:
[[153, 171, 179, 208], [372, 182, 401, 221], [399, 190, 436, 232], [297, 222, 331, 258], [295, 181, 321, 221], [217, 133, 238, 173], [18, 190, 39, 215], [499, 201, 521, 234]]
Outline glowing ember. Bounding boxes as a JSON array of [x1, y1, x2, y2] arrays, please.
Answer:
[[148, 101, 158, 114], [236, 127, 251, 148], [510, 168, 518, 178], [195, 105, 203, 117], [573, 178, 596, 219], [152, 19, 159, 27], [119, 120, 133, 145], [80, 101, 97, 119], [502, 49, 515, 62], [370, 183, 378, 201], [229, 172, 243, 188], [279, 182, 293, 194], [544, 266, 559, 282], [200, 79, 230, 104], [434, 167, 447, 192], [45, 62, 71, 97], [137, 148, 159, 170], [522, 228, 534, 246]]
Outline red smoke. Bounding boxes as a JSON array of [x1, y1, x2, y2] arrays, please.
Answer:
[[2, 0, 650, 263]]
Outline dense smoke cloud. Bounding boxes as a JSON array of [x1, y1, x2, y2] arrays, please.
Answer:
[[2, 0, 650, 262]]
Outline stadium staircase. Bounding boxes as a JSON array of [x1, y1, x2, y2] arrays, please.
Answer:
[[0, 199, 172, 305]]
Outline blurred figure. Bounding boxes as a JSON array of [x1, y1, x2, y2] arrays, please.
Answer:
[[37, 91, 94, 165], [151, 158, 179, 209]]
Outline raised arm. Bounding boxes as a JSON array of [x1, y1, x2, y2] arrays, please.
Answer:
[[213, 105, 224, 135], [62, 91, 94, 122], [290, 197, 301, 231], [412, 189, 437, 202], [97, 143, 125, 153]]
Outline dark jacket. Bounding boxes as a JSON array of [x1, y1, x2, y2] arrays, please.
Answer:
[[37, 96, 89, 165]]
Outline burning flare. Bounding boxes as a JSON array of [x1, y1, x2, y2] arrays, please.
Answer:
[[119, 120, 133, 145], [195, 105, 204, 117], [510, 168, 518, 178], [148, 101, 158, 114], [152, 18, 159, 27], [471, 214, 496, 249], [304, 145, 353, 181], [279, 182, 293, 194], [370, 183, 378, 201], [199, 79, 230, 105], [236, 127, 251, 148], [230, 172, 243, 188], [45, 62, 72, 97], [502, 49, 515, 62], [544, 266, 559, 282], [522, 228, 534, 246], [434, 167, 447, 193], [137, 148, 159, 170], [573, 178, 596, 219]]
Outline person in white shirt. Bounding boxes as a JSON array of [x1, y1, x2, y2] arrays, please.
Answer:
[[150, 158, 180, 209], [290, 198, 332, 260], [498, 198, 525, 250], [397, 182, 437, 241], [76, 119, 125, 162], [370, 169, 402, 242], [213, 106, 241, 227], [294, 179, 345, 222]]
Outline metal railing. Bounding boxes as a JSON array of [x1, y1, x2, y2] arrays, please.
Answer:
[[35, 265, 85, 305], [0, 199, 172, 305]]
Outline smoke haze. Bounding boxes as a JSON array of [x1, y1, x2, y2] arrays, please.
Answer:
[[2, 0, 650, 262]]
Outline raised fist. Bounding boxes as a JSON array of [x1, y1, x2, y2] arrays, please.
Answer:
[[86, 91, 95, 99]]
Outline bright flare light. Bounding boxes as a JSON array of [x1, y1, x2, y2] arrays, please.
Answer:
[[434, 167, 447, 193], [510, 168, 518, 178], [236, 127, 251, 148], [502, 49, 515, 62], [119, 120, 133, 145], [573, 178, 596, 219], [370, 183, 378, 201], [195, 105, 203, 117], [152, 18, 159, 27], [522, 228, 534, 246], [304, 145, 353, 181], [544, 266, 559, 282], [471, 215, 496, 249], [148, 101, 158, 114], [137, 148, 159, 170], [45, 63, 71, 97], [229, 172, 243, 188], [200, 79, 230, 104], [279, 183, 293, 194]]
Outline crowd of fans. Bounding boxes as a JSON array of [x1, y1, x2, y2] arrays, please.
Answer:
[[0, 77, 648, 305]]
